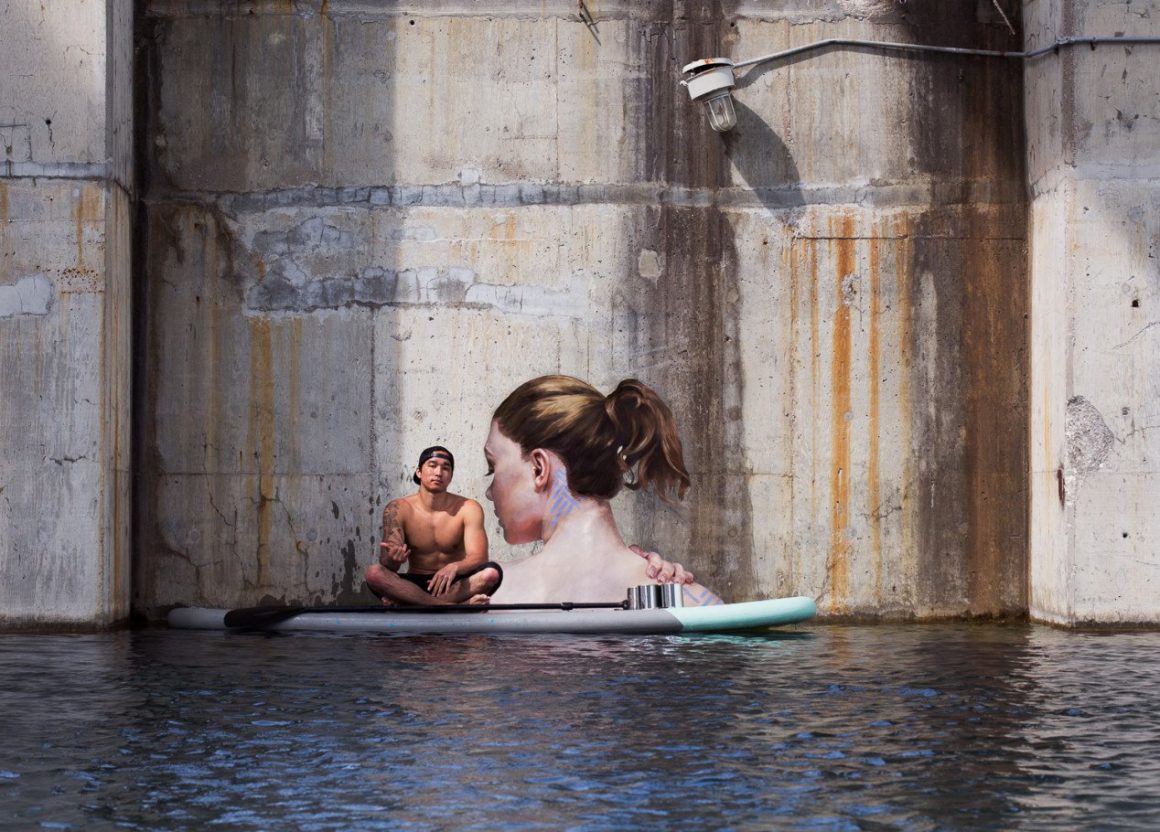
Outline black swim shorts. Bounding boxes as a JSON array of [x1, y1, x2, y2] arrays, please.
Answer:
[[400, 561, 504, 593]]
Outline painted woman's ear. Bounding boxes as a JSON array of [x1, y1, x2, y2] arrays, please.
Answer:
[[529, 448, 551, 491]]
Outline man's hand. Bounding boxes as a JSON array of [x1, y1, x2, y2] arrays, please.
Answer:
[[630, 544, 694, 585], [379, 529, 411, 566], [427, 562, 460, 596]]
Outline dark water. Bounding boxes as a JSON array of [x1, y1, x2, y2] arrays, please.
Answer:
[[2, 624, 1160, 831]]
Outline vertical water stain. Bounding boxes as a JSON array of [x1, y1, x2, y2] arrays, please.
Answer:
[[0, 182, 8, 285], [287, 318, 302, 473], [247, 317, 275, 588], [894, 215, 916, 594], [136, 205, 221, 609], [904, 5, 1028, 616], [961, 208, 1028, 615], [828, 215, 856, 611], [320, 2, 335, 178], [107, 193, 132, 621], [868, 229, 882, 596], [808, 238, 819, 526], [620, 2, 752, 598], [785, 240, 802, 588]]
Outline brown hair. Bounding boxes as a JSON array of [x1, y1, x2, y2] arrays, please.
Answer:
[[492, 375, 691, 501]]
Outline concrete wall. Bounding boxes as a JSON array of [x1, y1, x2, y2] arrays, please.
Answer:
[[1026, 0, 1160, 625], [5, 0, 1154, 629], [0, 0, 133, 627], [133, 0, 1030, 620]]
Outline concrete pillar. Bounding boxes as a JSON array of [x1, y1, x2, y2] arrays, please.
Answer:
[[1026, 0, 1160, 625], [0, 0, 133, 627]]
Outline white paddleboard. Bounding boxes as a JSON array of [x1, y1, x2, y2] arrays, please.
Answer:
[[168, 596, 816, 635]]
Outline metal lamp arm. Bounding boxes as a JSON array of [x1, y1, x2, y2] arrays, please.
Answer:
[[730, 35, 1160, 72]]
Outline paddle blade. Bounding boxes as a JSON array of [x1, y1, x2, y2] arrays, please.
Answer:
[[223, 606, 307, 629]]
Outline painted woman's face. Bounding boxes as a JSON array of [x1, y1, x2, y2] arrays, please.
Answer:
[[483, 420, 542, 545]]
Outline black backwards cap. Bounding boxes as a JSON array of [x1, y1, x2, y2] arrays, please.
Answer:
[[413, 445, 455, 484]]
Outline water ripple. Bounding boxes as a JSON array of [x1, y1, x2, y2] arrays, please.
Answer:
[[2, 625, 1160, 829]]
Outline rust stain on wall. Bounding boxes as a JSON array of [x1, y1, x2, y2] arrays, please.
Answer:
[[828, 214, 856, 611], [961, 210, 1028, 615], [247, 316, 275, 588], [893, 215, 916, 598], [73, 184, 103, 268], [868, 228, 882, 595], [785, 240, 800, 589], [807, 238, 820, 523]]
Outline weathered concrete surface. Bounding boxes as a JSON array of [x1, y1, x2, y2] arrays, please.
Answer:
[[137, 1, 1029, 619], [0, 0, 133, 627], [1027, 0, 1160, 625]]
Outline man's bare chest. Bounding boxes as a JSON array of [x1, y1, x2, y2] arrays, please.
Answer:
[[404, 512, 466, 553]]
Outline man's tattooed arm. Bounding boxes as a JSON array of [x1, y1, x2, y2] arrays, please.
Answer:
[[379, 499, 410, 568]]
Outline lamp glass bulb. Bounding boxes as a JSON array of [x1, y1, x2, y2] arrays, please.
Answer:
[[705, 92, 737, 132]]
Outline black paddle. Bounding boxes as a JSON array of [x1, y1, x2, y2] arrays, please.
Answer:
[[223, 601, 628, 629]]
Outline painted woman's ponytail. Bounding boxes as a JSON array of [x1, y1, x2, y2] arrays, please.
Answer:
[[603, 379, 690, 501], [492, 375, 691, 501]]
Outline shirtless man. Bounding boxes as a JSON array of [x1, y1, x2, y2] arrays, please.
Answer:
[[364, 446, 502, 605]]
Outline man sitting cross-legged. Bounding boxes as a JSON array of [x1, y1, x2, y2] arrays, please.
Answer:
[[364, 446, 502, 606]]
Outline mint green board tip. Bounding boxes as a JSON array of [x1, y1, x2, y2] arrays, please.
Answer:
[[670, 596, 818, 632]]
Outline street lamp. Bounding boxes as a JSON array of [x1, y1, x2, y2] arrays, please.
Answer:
[[681, 35, 1160, 134], [680, 58, 737, 133]]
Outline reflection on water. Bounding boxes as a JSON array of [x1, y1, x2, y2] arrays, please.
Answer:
[[2, 625, 1160, 830]]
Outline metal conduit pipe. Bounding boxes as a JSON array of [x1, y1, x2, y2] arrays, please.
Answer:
[[732, 35, 1160, 68], [683, 35, 1160, 132]]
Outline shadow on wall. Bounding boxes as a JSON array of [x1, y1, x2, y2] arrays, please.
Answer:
[[628, 90, 804, 600], [723, 98, 805, 214]]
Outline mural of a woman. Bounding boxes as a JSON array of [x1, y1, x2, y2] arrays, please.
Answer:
[[482, 375, 723, 607]]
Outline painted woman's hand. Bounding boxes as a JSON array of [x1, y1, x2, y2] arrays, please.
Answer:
[[630, 544, 694, 584]]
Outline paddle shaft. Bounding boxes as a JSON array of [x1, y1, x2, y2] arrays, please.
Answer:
[[223, 600, 627, 629]]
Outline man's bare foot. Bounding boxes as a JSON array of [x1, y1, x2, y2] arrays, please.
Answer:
[[467, 594, 491, 605]]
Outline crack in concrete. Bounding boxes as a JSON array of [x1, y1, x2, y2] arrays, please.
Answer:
[[1118, 423, 1160, 443], [1114, 320, 1160, 350]]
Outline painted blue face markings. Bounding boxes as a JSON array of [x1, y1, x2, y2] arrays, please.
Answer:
[[545, 468, 579, 536], [683, 584, 725, 606]]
